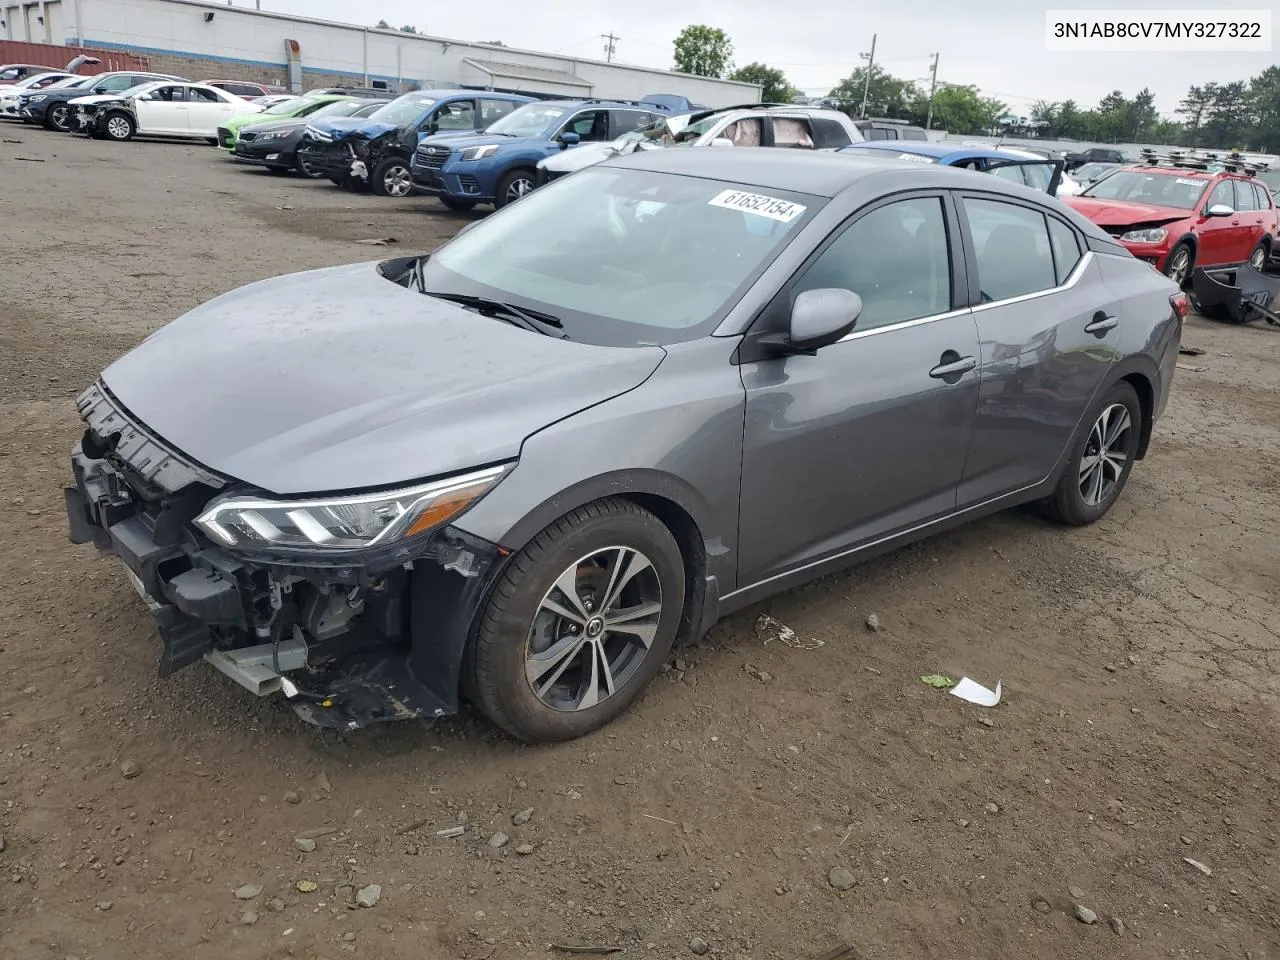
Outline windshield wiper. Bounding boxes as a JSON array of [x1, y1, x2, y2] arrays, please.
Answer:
[[427, 292, 564, 334]]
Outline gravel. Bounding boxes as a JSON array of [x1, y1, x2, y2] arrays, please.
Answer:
[[512, 807, 534, 826], [690, 936, 709, 955], [489, 832, 509, 849], [828, 867, 856, 891], [293, 838, 317, 853], [234, 884, 262, 901], [356, 884, 382, 908], [119, 760, 140, 779], [1074, 905, 1098, 925], [515, 843, 535, 856], [1109, 917, 1125, 936], [865, 613, 881, 631], [283, 790, 301, 805]]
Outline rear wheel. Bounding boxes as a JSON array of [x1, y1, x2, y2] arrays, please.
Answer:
[[1163, 241, 1194, 288], [495, 169, 536, 208], [371, 157, 413, 197], [102, 111, 135, 142], [45, 103, 72, 132], [466, 499, 685, 742], [1041, 381, 1142, 526], [1248, 240, 1269, 272]]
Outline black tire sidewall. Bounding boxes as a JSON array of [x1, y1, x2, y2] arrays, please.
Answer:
[[469, 501, 685, 742], [1164, 241, 1194, 287], [48, 104, 70, 131], [1249, 240, 1269, 270], [1052, 381, 1142, 525], [495, 169, 535, 209], [372, 158, 408, 197]]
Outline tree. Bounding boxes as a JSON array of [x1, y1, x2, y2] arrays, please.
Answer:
[[1125, 88, 1158, 141], [828, 64, 917, 119], [1030, 99, 1061, 136], [1056, 100, 1085, 139], [1247, 65, 1280, 150], [1092, 90, 1130, 142], [673, 25, 733, 78], [1176, 84, 1216, 146], [375, 19, 390, 28], [728, 62, 797, 103], [399, 25, 418, 34], [1202, 81, 1255, 148], [906, 83, 1003, 135]]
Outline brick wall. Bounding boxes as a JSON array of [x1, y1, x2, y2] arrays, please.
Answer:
[[142, 52, 362, 93]]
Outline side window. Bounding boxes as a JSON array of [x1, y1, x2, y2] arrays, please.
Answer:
[[866, 127, 890, 140], [720, 116, 763, 146], [434, 100, 476, 130], [191, 87, 224, 103], [1047, 216, 1083, 284], [901, 128, 928, 141], [963, 197, 1057, 301], [99, 75, 137, 92], [1205, 180, 1235, 211], [479, 98, 517, 126], [148, 85, 184, 102], [792, 196, 952, 331], [770, 117, 814, 148], [990, 163, 1031, 188], [1233, 180, 1258, 211], [810, 118, 852, 148], [1254, 183, 1273, 210], [609, 109, 652, 136], [561, 110, 610, 141]]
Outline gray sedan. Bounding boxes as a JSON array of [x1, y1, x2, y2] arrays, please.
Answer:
[[64, 149, 1185, 742]]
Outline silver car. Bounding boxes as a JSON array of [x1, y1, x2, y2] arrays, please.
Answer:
[[64, 149, 1185, 742]]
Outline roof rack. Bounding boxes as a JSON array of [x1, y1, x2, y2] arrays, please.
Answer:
[[686, 101, 812, 121], [1138, 147, 1268, 175], [567, 97, 672, 110]]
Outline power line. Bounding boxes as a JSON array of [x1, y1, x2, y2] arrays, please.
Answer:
[[601, 32, 619, 63]]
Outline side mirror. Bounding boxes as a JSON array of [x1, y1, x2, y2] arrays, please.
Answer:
[[756, 289, 863, 357], [709, 137, 734, 148], [560, 131, 580, 149], [1205, 203, 1234, 217]]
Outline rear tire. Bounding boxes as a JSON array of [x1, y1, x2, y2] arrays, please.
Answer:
[[1041, 381, 1142, 526], [465, 498, 685, 742]]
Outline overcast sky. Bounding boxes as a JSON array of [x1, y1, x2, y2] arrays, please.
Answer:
[[252, 0, 1274, 117]]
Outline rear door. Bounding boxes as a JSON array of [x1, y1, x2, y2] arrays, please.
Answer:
[[184, 86, 236, 136], [1232, 177, 1267, 261], [955, 192, 1119, 505]]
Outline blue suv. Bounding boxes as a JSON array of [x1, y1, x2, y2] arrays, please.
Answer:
[[411, 98, 670, 210], [297, 89, 532, 197]]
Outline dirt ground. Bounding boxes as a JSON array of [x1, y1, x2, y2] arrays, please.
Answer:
[[1, 129, 1278, 960]]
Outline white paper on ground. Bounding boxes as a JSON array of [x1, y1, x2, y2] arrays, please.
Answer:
[[950, 677, 1002, 707]]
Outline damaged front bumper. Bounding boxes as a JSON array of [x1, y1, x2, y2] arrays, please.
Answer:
[[297, 136, 368, 182], [64, 386, 505, 731]]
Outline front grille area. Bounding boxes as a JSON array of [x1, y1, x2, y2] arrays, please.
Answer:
[[238, 130, 258, 143], [415, 146, 449, 170], [216, 126, 234, 147]]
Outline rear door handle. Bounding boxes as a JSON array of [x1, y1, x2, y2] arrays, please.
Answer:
[[928, 352, 977, 379], [1085, 312, 1118, 335]]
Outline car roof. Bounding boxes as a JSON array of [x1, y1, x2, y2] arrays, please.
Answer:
[[404, 88, 529, 100], [842, 140, 1033, 163], [1124, 165, 1222, 180], [532, 98, 660, 109]]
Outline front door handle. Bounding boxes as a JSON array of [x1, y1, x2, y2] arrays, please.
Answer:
[[1085, 312, 1118, 335], [928, 351, 977, 380]]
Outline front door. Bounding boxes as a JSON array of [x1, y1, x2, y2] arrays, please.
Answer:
[[135, 84, 187, 134], [954, 192, 1119, 506], [1196, 179, 1243, 267], [738, 192, 980, 586]]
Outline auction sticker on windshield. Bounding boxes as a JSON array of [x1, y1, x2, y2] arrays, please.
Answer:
[[708, 189, 806, 223]]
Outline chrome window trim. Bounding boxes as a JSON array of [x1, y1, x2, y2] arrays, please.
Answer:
[[835, 306, 971, 343], [969, 249, 1093, 313]]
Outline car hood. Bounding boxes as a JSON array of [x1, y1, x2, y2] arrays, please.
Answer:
[[98, 262, 665, 495], [240, 116, 309, 136], [422, 132, 537, 153], [310, 117, 400, 141], [69, 93, 128, 106], [1062, 196, 1191, 227]]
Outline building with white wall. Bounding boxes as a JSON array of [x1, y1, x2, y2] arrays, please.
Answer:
[[3, 0, 759, 107]]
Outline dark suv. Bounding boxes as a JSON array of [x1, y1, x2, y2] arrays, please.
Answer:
[[19, 70, 185, 131], [854, 118, 928, 141]]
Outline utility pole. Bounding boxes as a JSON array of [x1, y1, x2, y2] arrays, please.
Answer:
[[924, 52, 940, 130], [602, 33, 619, 62], [859, 33, 876, 119]]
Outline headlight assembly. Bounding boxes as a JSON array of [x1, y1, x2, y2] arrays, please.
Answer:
[[28, 94, 48, 102], [255, 130, 292, 142], [1120, 227, 1168, 244], [459, 145, 500, 161], [194, 465, 508, 551]]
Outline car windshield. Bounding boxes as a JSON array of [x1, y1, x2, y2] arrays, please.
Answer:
[[672, 114, 722, 144], [485, 103, 567, 138], [263, 95, 316, 116], [367, 94, 437, 126], [1082, 170, 1208, 210], [48, 76, 92, 90], [415, 167, 819, 346], [1076, 162, 1116, 180]]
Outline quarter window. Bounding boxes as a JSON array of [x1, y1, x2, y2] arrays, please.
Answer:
[[1047, 216, 1082, 284], [1253, 182, 1274, 209], [792, 196, 952, 331], [962, 197, 1057, 301], [810, 118, 852, 148], [1233, 180, 1259, 211]]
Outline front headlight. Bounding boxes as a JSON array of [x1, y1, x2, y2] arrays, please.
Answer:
[[256, 130, 292, 142], [1120, 227, 1168, 244], [459, 144, 500, 161], [194, 465, 508, 551], [304, 125, 333, 141]]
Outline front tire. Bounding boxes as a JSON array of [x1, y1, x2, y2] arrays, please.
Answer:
[[45, 103, 72, 132], [371, 157, 413, 197], [1248, 240, 1270, 272], [102, 111, 135, 142], [1163, 241, 1194, 288], [294, 151, 323, 178], [466, 499, 685, 742], [1042, 381, 1142, 526], [495, 169, 536, 208]]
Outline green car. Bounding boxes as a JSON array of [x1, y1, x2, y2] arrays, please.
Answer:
[[216, 94, 354, 150]]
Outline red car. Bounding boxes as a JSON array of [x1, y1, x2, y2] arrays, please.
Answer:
[[1063, 161, 1278, 286]]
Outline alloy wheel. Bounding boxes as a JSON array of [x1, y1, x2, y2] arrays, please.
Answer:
[[1078, 403, 1132, 507], [50, 105, 68, 129], [1250, 246, 1267, 270], [383, 165, 411, 197], [106, 116, 130, 140], [525, 546, 663, 712], [1166, 248, 1191, 285], [505, 176, 534, 204]]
